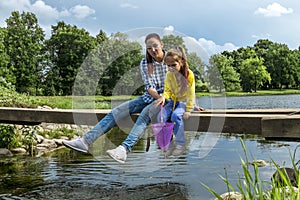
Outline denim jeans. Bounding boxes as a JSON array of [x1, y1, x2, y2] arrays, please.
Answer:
[[160, 100, 186, 146], [83, 97, 158, 152], [121, 100, 160, 152], [83, 96, 150, 146]]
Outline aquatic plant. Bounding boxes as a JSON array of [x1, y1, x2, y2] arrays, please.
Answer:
[[201, 138, 300, 200]]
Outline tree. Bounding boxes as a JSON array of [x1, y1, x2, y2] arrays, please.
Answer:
[[95, 29, 108, 44], [44, 21, 96, 95], [4, 11, 45, 94], [187, 52, 206, 92], [240, 57, 271, 92], [266, 43, 297, 89], [162, 35, 187, 52], [95, 32, 143, 96], [207, 54, 241, 92], [0, 28, 11, 83], [293, 49, 300, 88]]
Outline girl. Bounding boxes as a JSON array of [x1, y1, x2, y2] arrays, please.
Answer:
[[155, 46, 196, 157]]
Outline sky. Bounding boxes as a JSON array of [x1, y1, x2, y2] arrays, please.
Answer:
[[0, 0, 300, 62]]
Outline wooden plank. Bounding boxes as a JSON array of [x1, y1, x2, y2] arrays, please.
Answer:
[[184, 113, 269, 134], [1, 107, 300, 140], [262, 115, 300, 140]]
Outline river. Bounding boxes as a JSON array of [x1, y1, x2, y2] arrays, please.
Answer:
[[0, 94, 300, 200]]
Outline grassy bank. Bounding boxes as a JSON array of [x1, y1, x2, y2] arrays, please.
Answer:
[[1, 88, 299, 109]]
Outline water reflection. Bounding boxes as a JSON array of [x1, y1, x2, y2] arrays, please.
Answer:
[[1, 129, 299, 199]]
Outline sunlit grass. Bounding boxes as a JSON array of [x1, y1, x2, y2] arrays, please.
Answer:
[[201, 139, 300, 199]]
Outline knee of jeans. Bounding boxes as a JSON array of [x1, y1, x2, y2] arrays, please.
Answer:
[[171, 113, 182, 122]]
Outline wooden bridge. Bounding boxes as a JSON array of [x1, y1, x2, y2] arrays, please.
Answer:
[[0, 107, 300, 140]]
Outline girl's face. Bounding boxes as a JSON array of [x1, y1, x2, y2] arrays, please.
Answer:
[[164, 56, 181, 73], [146, 38, 164, 62]]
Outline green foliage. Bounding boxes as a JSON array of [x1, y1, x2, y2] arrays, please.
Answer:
[[162, 35, 187, 52], [0, 77, 50, 108], [44, 21, 97, 95], [1, 11, 299, 96], [207, 54, 241, 92], [240, 57, 271, 92], [74, 32, 143, 96], [0, 28, 11, 82], [38, 127, 80, 140], [5, 11, 45, 95], [0, 125, 20, 149], [188, 52, 205, 82], [21, 126, 38, 156], [202, 139, 300, 199]]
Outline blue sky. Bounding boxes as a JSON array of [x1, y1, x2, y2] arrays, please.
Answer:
[[1, 0, 299, 61]]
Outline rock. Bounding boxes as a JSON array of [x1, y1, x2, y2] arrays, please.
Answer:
[[37, 105, 52, 110], [53, 138, 64, 145], [35, 133, 44, 143], [11, 147, 27, 155], [45, 124, 55, 130], [37, 139, 57, 149], [272, 167, 297, 187], [215, 191, 243, 200], [35, 146, 48, 157], [60, 136, 69, 140], [247, 159, 267, 167], [0, 148, 13, 157]]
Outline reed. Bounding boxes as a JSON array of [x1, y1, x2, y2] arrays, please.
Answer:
[[201, 139, 300, 200]]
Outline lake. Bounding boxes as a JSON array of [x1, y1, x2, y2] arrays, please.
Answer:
[[0, 94, 300, 200]]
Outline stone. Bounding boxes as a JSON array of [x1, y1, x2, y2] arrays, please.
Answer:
[[11, 147, 27, 154], [0, 148, 13, 157], [215, 192, 243, 200]]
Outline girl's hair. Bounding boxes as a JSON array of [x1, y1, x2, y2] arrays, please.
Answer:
[[164, 46, 190, 93], [145, 33, 162, 75]]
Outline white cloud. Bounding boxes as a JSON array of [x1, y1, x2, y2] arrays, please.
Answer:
[[120, 3, 138, 9], [161, 26, 238, 63], [183, 36, 210, 64], [197, 38, 238, 57], [0, 0, 31, 11], [252, 33, 272, 40], [162, 26, 174, 36], [31, 0, 70, 22], [70, 5, 95, 19], [255, 2, 293, 17]]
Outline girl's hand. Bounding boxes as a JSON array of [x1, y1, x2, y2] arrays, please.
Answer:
[[155, 96, 165, 107], [183, 112, 191, 120], [194, 105, 205, 111]]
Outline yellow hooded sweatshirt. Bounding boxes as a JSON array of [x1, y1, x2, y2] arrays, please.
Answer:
[[162, 69, 195, 112]]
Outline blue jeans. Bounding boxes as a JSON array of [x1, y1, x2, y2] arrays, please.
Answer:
[[159, 100, 186, 146], [121, 100, 160, 152], [83, 96, 159, 152]]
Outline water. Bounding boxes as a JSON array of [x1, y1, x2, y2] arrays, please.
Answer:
[[1, 94, 300, 200], [197, 94, 300, 109]]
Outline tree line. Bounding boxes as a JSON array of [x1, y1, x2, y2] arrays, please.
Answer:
[[0, 11, 299, 96], [209, 40, 300, 92]]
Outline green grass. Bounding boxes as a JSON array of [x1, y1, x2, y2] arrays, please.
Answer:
[[201, 139, 300, 199], [0, 82, 299, 109]]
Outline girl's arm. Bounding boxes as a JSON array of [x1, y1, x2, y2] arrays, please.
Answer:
[[183, 70, 196, 119]]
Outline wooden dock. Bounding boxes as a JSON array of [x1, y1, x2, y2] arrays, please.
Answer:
[[0, 107, 300, 140]]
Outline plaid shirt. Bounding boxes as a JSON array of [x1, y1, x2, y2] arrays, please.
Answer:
[[140, 58, 168, 103]]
